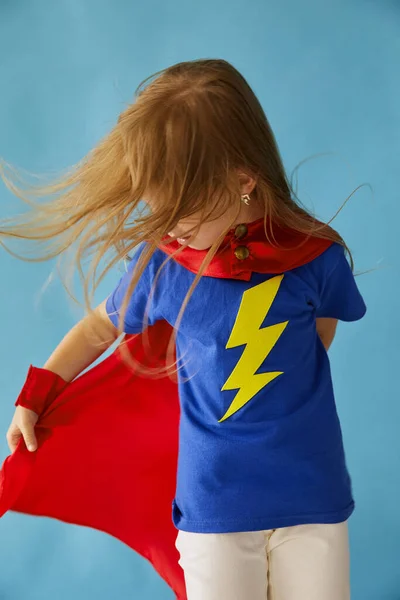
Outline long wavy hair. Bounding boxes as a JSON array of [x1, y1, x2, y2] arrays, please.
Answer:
[[0, 58, 348, 377]]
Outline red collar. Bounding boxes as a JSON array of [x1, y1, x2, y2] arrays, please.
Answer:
[[159, 218, 332, 281]]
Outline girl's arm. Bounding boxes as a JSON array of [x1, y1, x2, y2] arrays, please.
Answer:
[[7, 300, 118, 453], [316, 318, 338, 351], [43, 300, 118, 382]]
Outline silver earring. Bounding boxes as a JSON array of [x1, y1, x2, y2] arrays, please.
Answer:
[[241, 194, 250, 205]]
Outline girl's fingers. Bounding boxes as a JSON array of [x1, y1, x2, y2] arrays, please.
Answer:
[[20, 424, 38, 452], [6, 409, 39, 453], [6, 427, 22, 453]]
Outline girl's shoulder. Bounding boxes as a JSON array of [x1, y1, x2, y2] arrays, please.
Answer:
[[298, 242, 351, 288], [308, 242, 347, 274], [125, 242, 168, 272]]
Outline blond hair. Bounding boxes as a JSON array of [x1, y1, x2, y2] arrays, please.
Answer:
[[0, 58, 347, 376]]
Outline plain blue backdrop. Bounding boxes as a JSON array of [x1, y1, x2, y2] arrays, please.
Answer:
[[0, 1, 398, 598]]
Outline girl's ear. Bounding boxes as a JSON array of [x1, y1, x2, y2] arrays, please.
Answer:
[[238, 171, 257, 196]]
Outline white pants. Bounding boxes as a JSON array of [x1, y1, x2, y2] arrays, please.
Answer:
[[176, 522, 350, 600]]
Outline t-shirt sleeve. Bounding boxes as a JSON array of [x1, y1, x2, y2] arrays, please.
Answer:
[[314, 244, 366, 322], [106, 243, 157, 334]]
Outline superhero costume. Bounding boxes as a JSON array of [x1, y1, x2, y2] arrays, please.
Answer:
[[0, 218, 366, 599]]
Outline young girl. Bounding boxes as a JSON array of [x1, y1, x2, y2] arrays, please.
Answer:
[[1, 59, 366, 600]]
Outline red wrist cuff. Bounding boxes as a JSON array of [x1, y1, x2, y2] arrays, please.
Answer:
[[15, 365, 68, 415]]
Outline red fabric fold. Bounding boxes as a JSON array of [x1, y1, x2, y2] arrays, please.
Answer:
[[1, 322, 186, 599]]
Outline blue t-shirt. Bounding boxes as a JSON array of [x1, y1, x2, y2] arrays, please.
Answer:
[[106, 242, 366, 534]]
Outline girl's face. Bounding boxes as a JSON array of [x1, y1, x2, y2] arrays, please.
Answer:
[[167, 195, 265, 250], [167, 204, 242, 251], [148, 175, 260, 251]]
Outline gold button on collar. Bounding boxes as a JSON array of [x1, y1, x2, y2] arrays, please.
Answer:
[[234, 224, 248, 239], [234, 246, 250, 260]]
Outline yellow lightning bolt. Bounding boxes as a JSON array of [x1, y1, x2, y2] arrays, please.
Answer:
[[219, 275, 288, 423]]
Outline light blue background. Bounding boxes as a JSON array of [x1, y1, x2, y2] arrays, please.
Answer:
[[0, 1, 398, 598]]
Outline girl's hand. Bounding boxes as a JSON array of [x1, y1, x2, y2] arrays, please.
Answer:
[[7, 406, 39, 453], [5, 300, 117, 455]]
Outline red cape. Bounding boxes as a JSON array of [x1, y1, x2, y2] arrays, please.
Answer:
[[0, 220, 332, 599]]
